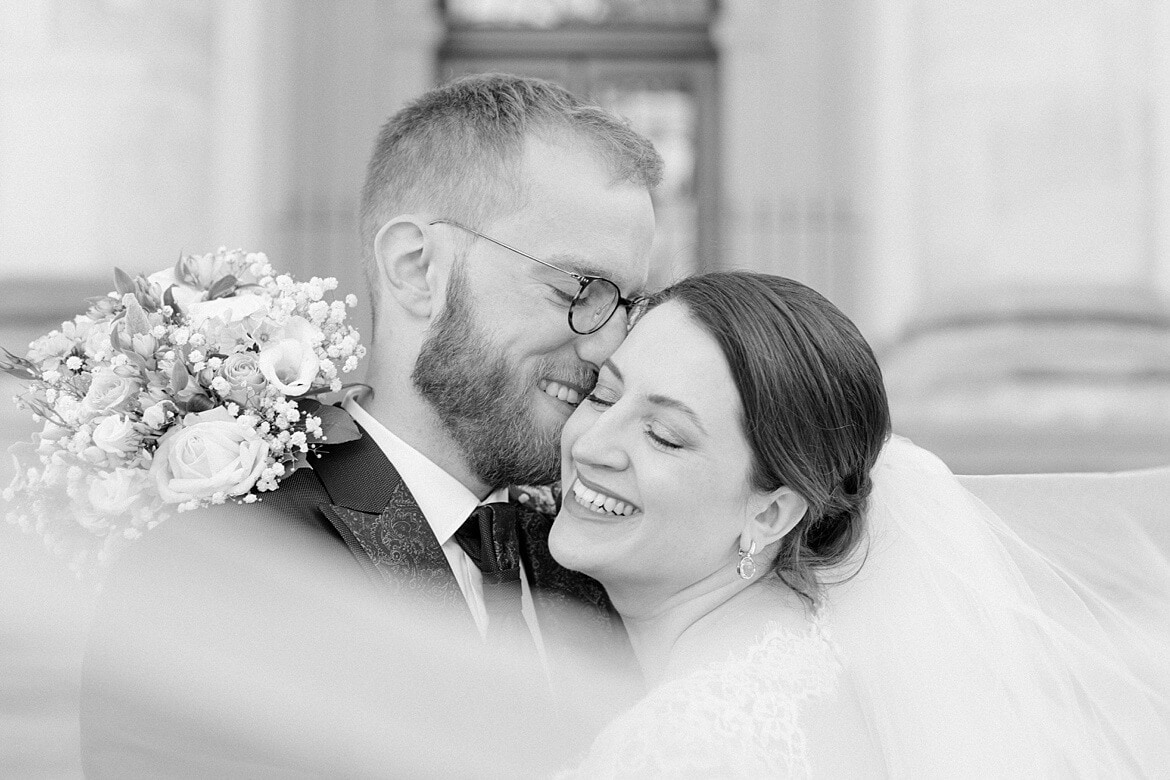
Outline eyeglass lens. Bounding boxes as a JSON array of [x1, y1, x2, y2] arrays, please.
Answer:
[[571, 278, 622, 334]]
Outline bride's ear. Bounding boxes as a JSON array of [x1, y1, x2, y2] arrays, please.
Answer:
[[742, 487, 808, 551], [374, 216, 444, 319]]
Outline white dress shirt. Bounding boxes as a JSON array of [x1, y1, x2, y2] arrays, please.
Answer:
[[343, 399, 547, 664]]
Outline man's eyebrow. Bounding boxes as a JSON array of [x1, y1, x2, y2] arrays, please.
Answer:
[[544, 253, 623, 282]]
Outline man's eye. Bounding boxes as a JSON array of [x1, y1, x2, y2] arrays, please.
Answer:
[[549, 286, 575, 304]]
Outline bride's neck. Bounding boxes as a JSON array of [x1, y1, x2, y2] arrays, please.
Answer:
[[617, 578, 797, 687]]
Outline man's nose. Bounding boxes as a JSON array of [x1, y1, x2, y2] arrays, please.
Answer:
[[572, 308, 628, 369]]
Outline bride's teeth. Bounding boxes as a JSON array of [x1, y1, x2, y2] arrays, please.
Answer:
[[571, 479, 638, 516]]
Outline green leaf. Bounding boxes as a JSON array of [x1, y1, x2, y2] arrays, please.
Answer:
[[113, 267, 135, 296], [123, 295, 151, 336], [171, 361, 189, 393], [301, 400, 360, 445], [289, 450, 311, 472], [206, 274, 238, 301], [163, 285, 181, 316], [0, 348, 37, 381], [182, 393, 215, 414]]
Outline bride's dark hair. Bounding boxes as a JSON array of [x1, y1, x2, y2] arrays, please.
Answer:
[[644, 272, 891, 605]]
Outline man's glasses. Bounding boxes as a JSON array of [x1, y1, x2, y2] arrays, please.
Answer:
[[429, 219, 640, 335]]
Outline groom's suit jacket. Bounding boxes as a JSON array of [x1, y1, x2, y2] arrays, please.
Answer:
[[79, 426, 634, 778]]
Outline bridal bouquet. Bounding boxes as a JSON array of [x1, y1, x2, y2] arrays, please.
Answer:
[[2, 249, 366, 573]]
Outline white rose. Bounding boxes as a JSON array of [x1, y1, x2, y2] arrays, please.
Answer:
[[185, 293, 268, 329], [141, 402, 169, 430], [82, 367, 141, 416], [87, 469, 144, 515], [258, 339, 319, 396], [91, 415, 139, 456], [220, 351, 268, 404], [149, 407, 270, 504], [147, 268, 205, 311]]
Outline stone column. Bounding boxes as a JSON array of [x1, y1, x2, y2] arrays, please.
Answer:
[[272, 0, 442, 333], [714, 0, 858, 315]]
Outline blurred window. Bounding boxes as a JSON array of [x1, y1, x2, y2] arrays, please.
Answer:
[[444, 0, 712, 27], [439, 0, 718, 290]]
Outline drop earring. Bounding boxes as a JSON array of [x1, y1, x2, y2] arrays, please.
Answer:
[[737, 541, 758, 580]]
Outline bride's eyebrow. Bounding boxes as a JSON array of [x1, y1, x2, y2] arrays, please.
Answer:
[[605, 357, 707, 435], [646, 394, 706, 435]]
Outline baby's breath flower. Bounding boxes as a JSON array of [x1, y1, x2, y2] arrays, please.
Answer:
[[5, 250, 364, 577]]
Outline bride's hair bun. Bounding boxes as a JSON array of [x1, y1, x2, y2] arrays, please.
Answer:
[[646, 272, 891, 606]]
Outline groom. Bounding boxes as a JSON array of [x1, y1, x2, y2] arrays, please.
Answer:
[[80, 73, 661, 776]]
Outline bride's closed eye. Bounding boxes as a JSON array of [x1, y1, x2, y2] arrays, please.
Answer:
[[645, 425, 683, 450], [584, 389, 618, 409]]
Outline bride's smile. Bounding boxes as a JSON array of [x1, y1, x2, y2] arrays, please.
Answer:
[[567, 475, 640, 517]]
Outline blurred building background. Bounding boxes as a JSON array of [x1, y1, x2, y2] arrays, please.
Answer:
[[2, 0, 1169, 473]]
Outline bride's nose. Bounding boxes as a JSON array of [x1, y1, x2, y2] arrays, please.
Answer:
[[568, 408, 630, 472]]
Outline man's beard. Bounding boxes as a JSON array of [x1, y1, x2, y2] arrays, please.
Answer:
[[412, 268, 581, 489]]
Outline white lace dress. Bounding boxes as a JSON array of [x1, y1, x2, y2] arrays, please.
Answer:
[[564, 620, 841, 778]]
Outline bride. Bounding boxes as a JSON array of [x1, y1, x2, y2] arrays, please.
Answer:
[[548, 271, 1170, 777]]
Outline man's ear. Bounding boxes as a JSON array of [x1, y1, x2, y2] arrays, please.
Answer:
[[373, 216, 444, 319], [740, 487, 808, 553]]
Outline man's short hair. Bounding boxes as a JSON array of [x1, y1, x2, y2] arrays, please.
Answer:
[[358, 73, 664, 311]]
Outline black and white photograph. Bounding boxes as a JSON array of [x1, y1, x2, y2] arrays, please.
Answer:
[[2, 1, 1169, 776]]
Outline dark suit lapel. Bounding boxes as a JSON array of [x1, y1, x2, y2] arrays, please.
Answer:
[[311, 426, 465, 612]]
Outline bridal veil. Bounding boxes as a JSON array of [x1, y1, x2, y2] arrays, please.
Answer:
[[823, 436, 1170, 776]]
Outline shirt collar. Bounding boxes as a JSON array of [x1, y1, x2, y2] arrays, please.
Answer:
[[343, 399, 507, 545]]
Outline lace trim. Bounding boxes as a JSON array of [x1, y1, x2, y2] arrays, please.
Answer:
[[566, 618, 841, 778]]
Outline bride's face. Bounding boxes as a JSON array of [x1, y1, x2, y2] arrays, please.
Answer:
[[549, 301, 770, 602]]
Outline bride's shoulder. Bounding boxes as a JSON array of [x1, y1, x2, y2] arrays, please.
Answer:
[[669, 612, 842, 696], [566, 616, 850, 778]]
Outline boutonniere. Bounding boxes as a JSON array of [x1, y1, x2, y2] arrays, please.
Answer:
[[510, 483, 561, 517]]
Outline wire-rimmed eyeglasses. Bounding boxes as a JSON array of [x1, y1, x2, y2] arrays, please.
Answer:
[[429, 219, 641, 335]]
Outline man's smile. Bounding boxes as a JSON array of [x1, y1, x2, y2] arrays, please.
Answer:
[[539, 378, 584, 407]]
